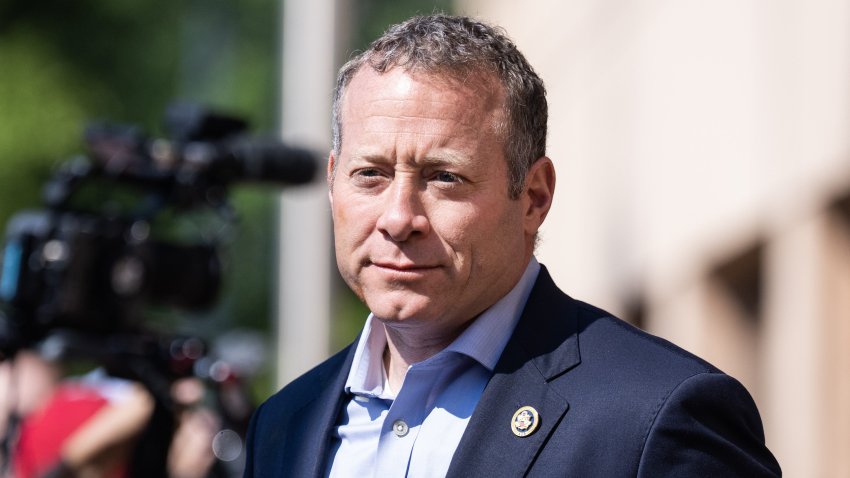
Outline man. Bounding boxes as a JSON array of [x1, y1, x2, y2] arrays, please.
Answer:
[[245, 14, 781, 477]]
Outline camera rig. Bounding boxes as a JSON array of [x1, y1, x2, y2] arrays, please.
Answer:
[[0, 102, 316, 356], [0, 104, 317, 476]]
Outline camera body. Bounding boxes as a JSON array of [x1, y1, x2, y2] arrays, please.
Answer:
[[0, 103, 316, 357], [0, 211, 220, 343]]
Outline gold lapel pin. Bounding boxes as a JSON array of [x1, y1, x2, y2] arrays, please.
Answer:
[[511, 405, 540, 437]]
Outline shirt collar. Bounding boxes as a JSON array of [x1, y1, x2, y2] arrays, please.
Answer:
[[344, 257, 540, 398], [444, 257, 540, 370]]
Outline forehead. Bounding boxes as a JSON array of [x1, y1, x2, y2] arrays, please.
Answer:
[[340, 66, 505, 134]]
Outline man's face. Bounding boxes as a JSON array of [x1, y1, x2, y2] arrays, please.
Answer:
[[329, 67, 545, 337]]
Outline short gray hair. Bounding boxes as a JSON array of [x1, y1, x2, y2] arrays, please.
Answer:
[[331, 14, 547, 198]]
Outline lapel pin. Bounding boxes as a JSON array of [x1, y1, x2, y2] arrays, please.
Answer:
[[511, 405, 540, 437]]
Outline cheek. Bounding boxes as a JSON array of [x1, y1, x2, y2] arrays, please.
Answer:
[[332, 195, 380, 261], [429, 205, 505, 265], [464, 203, 524, 253], [429, 206, 476, 245]]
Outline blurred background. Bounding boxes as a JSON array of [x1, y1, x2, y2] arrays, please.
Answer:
[[0, 0, 848, 476]]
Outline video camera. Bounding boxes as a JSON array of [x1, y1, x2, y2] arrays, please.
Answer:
[[0, 103, 317, 360]]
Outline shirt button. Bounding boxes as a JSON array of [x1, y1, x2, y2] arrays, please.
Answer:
[[392, 419, 409, 437]]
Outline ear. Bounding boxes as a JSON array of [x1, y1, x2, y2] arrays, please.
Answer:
[[327, 151, 336, 207], [522, 156, 556, 236]]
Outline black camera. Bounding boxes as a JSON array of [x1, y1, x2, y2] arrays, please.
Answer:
[[0, 103, 317, 357]]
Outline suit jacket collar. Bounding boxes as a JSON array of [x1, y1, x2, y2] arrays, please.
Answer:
[[447, 265, 580, 477], [285, 343, 357, 477]]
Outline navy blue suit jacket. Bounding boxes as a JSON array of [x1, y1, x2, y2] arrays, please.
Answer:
[[244, 266, 781, 477]]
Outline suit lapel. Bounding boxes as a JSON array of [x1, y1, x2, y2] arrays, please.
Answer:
[[447, 267, 581, 477], [283, 344, 357, 477]]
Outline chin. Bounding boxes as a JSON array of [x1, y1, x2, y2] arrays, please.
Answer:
[[367, 297, 437, 324], [370, 307, 427, 323]]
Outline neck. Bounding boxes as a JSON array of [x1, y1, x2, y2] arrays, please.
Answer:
[[380, 320, 470, 392]]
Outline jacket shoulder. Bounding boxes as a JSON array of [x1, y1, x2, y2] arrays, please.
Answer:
[[532, 288, 779, 475], [573, 299, 720, 376]]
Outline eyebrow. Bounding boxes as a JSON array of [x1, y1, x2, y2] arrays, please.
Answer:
[[347, 150, 470, 168]]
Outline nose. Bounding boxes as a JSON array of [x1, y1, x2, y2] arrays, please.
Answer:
[[376, 179, 430, 242]]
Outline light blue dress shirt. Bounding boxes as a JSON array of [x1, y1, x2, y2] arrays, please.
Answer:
[[326, 258, 540, 477]]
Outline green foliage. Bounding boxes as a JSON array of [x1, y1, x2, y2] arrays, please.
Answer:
[[0, 27, 97, 225]]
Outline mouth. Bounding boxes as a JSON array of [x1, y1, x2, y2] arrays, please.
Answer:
[[369, 261, 441, 275]]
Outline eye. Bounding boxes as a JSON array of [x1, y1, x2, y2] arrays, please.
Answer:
[[355, 168, 382, 178], [349, 167, 389, 189], [351, 167, 388, 182], [433, 171, 462, 183]]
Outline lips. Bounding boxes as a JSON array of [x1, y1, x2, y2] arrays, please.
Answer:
[[370, 261, 439, 272], [367, 260, 443, 281]]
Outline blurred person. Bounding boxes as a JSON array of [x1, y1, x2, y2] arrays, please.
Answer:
[[167, 377, 219, 478], [3, 351, 153, 478], [0, 349, 61, 476], [1, 350, 221, 478], [244, 13, 781, 477]]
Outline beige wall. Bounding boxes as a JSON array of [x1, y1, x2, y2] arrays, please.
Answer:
[[457, 0, 850, 475]]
